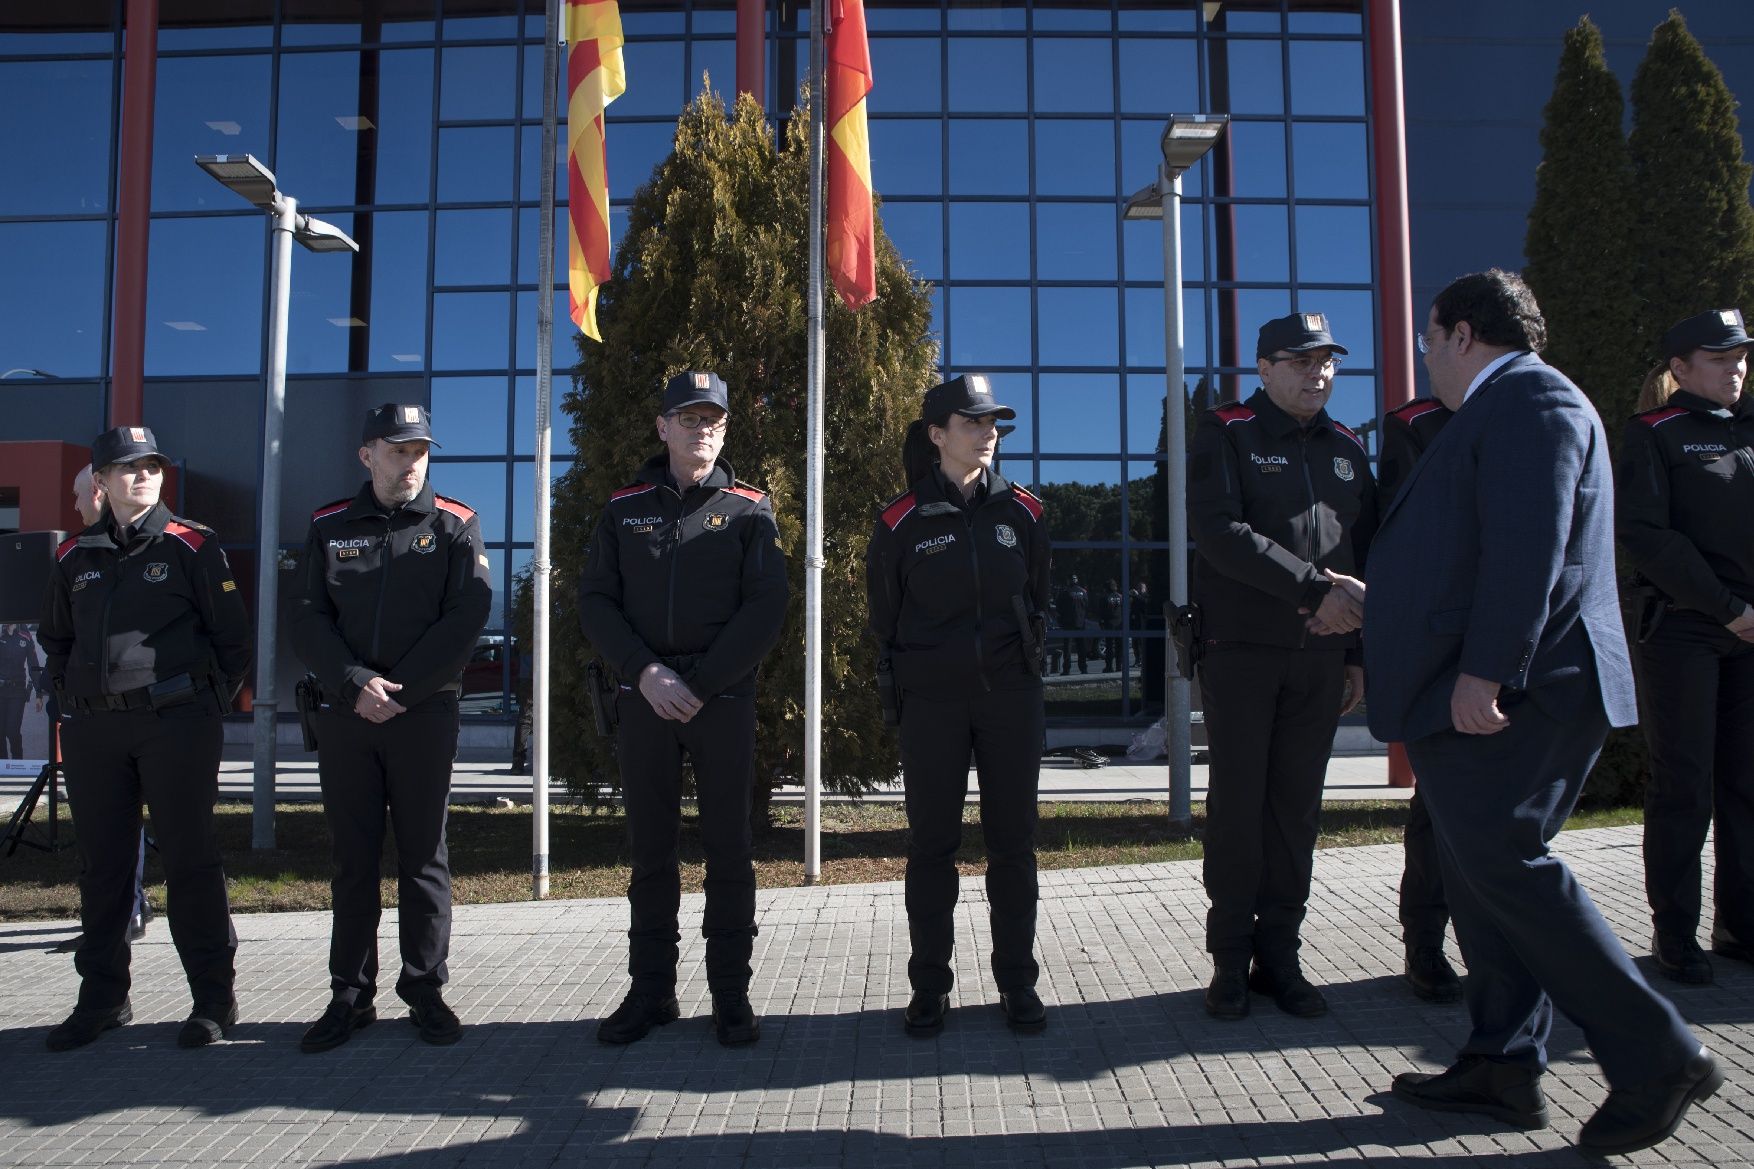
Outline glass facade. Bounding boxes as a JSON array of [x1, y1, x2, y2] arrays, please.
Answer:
[[0, 0, 1378, 728]]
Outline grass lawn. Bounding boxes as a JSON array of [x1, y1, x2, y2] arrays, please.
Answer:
[[0, 799, 1643, 921]]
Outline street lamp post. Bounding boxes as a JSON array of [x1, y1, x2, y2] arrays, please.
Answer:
[[1123, 113, 1227, 835], [195, 154, 359, 851]]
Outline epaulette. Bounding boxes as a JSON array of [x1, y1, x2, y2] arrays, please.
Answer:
[[1634, 405, 1689, 429], [723, 483, 767, 503], [1330, 420, 1368, 453], [1010, 483, 1044, 522], [163, 520, 208, 552], [1212, 403, 1255, 425], [610, 482, 656, 502], [56, 536, 79, 562], [434, 495, 477, 522], [1387, 399, 1446, 424], [311, 498, 351, 521], [880, 490, 917, 531]]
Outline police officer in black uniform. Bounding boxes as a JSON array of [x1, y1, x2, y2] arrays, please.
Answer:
[[1188, 312, 1377, 1020], [866, 374, 1051, 1037], [1618, 307, 1754, 985], [1054, 575, 1090, 675], [289, 404, 493, 1052], [37, 427, 250, 1051], [579, 371, 789, 1048], [0, 623, 42, 759], [1098, 580, 1124, 673], [1378, 397, 1463, 1004]]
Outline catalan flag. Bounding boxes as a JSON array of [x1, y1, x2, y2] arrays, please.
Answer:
[[566, 0, 627, 341], [826, 0, 876, 309]]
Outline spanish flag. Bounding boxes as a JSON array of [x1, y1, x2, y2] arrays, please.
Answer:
[[567, 0, 627, 341], [826, 0, 876, 309]]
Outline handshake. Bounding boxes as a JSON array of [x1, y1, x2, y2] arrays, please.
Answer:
[[1301, 569, 1366, 637]]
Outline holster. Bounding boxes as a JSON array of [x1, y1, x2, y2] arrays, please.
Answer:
[[1011, 595, 1046, 678], [586, 660, 619, 738], [876, 653, 900, 728], [1629, 582, 1668, 645], [1170, 603, 1204, 680], [293, 675, 321, 752]]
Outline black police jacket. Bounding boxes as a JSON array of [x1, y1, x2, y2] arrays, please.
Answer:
[[577, 453, 788, 698], [1377, 397, 1453, 502], [38, 502, 251, 701], [866, 466, 1050, 693], [289, 479, 494, 708], [1187, 388, 1378, 654], [0, 628, 40, 693], [1617, 388, 1754, 625]]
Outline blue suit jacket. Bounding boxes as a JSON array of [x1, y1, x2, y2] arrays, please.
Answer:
[[1364, 353, 1637, 743]]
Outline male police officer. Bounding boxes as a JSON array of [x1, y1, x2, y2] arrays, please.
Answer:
[[579, 371, 788, 1047], [1188, 312, 1377, 1020], [289, 404, 492, 1053]]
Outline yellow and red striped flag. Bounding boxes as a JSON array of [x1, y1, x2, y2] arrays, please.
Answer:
[[566, 0, 627, 341], [826, 0, 876, 309]]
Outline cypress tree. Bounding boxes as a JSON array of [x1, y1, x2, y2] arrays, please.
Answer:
[[543, 88, 938, 810]]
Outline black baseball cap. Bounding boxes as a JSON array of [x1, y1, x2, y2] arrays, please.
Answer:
[[91, 426, 164, 471], [1662, 308, 1749, 361], [662, 371, 729, 414], [922, 374, 1016, 420], [363, 403, 440, 446], [1256, 311, 1350, 360]]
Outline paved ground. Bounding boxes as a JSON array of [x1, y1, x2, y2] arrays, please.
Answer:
[[0, 825, 1749, 1167]]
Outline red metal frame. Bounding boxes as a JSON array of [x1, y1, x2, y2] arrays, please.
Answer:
[[736, 0, 765, 108], [111, 0, 159, 429]]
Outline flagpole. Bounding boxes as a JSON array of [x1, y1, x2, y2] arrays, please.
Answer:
[[803, 0, 826, 886], [531, 0, 562, 900]]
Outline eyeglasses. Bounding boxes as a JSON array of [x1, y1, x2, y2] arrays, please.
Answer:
[[1415, 325, 1446, 355], [1265, 353, 1342, 374], [667, 410, 728, 432]]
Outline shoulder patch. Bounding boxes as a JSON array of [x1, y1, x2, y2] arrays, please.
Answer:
[[1330, 421, 1368, 453], [609, 483, 656, 502], [1388, 399, 1445, 424], [1212, 404, 1255, 425], [311, 499, 351, 521], [723, 485, 767, 503], [434, 495, 476, 522], [1010, 484, 1044, 522], [1635, 406, 1689, 429], [163, 521, 207, 552], [57, 536, 79, 562], [881, 491, 918, 531]]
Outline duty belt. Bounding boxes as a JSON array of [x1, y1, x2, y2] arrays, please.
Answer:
[[68, 672, 213, 713]]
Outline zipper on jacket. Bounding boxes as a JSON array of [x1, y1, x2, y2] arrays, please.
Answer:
[[967, 504, 990, 691], [369, 517, 393, 663], [98, 548, 121, 686], [665, 489, 683, 648], [1297, 431, 1319, 650]]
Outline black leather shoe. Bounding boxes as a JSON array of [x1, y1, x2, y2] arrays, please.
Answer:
[[1000, 987, 1047, 1033], [1204, 964, 1250, 1020], [128, 900, 154, 943], [52, 933, 81, 954], [45, 1000, 131, 1052], [1392, 1055, 1549, 1129], [904, 991, 949, 1037], [597, 991, 681, 1045], [1712, 927, 1754, 966], [1578, 1048, 1724, 1155], [711, 991, 761, 1046], [405, 990, 462, 1046], [1249, 961, 1328, 1017], [1652, 932, 1714, 985], [300, 999, 377, 1053], [177, 998, 238, 1048], [1406, 946, 1463, 1003]]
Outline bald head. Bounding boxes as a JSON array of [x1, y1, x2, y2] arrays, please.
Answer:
[[72, 464, 104, 528]]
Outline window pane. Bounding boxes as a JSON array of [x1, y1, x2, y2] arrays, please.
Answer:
[[441, 44, 517, 121], [869, 38, 941, 113], [145, 217, 264, 376], [517, 205, 568, 285], [1034, 120, 1115, 196], [1039, 374, 1120, 455], [436, 208, 515, 285], [871, 119, 942, 196], [1126, 374, 1189, 458], [1291, 120, 1368, 200], [867, 1, 942, 31], [512, 459, 574, 541], [617, 0, 685, 35], [607, 121, 681, 201], [1117, 0, 1195, 32], [1122, 201, 1204, 284], [276, 50, 436, 210], [1125, 286, 1205, 369], [693, 0, 737, 34], [1294, 204, 1372, 285], [1213, 4, 1279, 33], [1289, 40, 1365, 116], [429, 461, 508, 542], [948, 202, 1030, 280], [1211, 39, 1282, 115], [1323, 371, 1377, 433], [690, 40, 737, 100], [948, 286, 1031, 368], [433, 291, 512, 369], [615, 41, 686, 117], [1118, 38, 1198, 115], [158, 1, 273, 49], [0, 1, 114, 53], [1034, 0, 1111, 31], [282, 0, 437, 45], [439, 125, 516, 202], [947, 39, 1026, 112], [441, 8, 519, 40], [520, 124, 568, 202], [515, 376, 577, 455], [1035, 460, 1123, 543], [984, 371, 1033, 456], [879, 202, 943, 281], [1304, 288, 1375, 370], [153, 56, 273, 212], [522, 41, 567, 124], [1231, 203, 1289, 283], [366, 211, 431, 370], [431, 377, 510, 454], [1233, 287, 1291, 349], [0, 221, 108, 378], [1037, 288, 1119, 366], [948, 119, 1028, 195], [1221, 120, 1286, 198], [0, 60, 112, 214], [1033, 38, 1114, 115], [1289, 7, 1361, 34], [286, 212, 361, 374], [1121, 119, 1204, 197], [1035, 204, 1117, 281], [947, 1, 1024, 32]]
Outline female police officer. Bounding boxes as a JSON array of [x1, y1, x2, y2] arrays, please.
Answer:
[[1618, 307, 1754, 985], [866, 374, 1051, 1037], [37, 426, 251, 1051]]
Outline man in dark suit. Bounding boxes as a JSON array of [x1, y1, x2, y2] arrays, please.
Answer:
[[1365, 270, 1721, 1156]]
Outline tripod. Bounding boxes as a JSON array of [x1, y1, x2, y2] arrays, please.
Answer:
[[2, 715, 71, 857]]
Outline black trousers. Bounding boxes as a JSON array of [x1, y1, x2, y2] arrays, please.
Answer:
[[1636, 610, 1754, 943], [1399, 786, 1450, 949], [0, 689, 26, 757], [1408, 696, 1697, 1086], [60, 701, 235, 1011], [1198, 644, 1344, 964], [616, 689, 757, 995], [315, 694, 458, 1006], [900, 682, 1043, 995]]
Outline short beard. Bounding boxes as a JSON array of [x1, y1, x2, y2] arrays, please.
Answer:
[[377, 473, 422, 506]]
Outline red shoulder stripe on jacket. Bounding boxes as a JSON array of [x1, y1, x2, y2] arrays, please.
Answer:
[[723, 485, 766, 503], [1011, 484, 1044, 522], [163, 521, 207, 552], [1387, 400, 1444, 424], [434, 495, 476, 521], [881, 492, 917, 531], [57, 536, 79, 561], [1636, 406, 1689, 429], [311, 500, 351, 520], [1213, 404, 1255, 425], [1331, 420, 1367, 453], [610, 483, 656, 502]]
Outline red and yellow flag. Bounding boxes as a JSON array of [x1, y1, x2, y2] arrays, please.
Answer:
[[826, 0, 876, 310], [566, 0, 627, 341]]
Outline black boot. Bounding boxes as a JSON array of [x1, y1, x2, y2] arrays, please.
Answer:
[[597, 990, 681, 1045], [711, 990, 760, 1046], [1204, 963, 1249, 1020], [1392, 1055, 1549, 1129]]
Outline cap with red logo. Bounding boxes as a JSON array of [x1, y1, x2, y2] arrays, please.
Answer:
[[362, 403, 440, 447], [661, 370, 729, 414], [1661, 308, 1749, 361], [91, 425, 164, 471], [1255, 311, 1349, 360]]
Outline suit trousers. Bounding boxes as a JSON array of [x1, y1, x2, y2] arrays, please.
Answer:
[[61, 702, 236, 1011], [1635, 610, 1754, 943], [315, 694, 458, 1006], [1399, 787, 1450, 949], [1407, 695, 1698, 1086], [901, 683, 1043, 995], [616, 689, 757, 995], [1199, 644, 1344, 964]]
